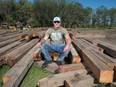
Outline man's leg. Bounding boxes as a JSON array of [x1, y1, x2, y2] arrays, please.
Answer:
[[40, 43, 56, 68], [55, 44, 71, 66]]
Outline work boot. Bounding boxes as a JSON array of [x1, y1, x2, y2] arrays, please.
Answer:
[[55, 61, 63, 66], [41, 60, 52, 68]]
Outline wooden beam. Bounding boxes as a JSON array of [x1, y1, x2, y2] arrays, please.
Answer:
[[0, 41, 22, 56], [64, 75, 94, 87], [71, 44, 81, 63], [38, 69, 88, 87], [59, 63, 86, 73], [25, 34, 33, 41], [77, 39, 114, 69], [85, 38, 116, 58], [0, 37, 18, 48], [33, 50, 41, 61], [90, 49, 114, 69], [3, 44, 40, 87], [73, 38, 114, 83], [3, 39, 38, 67], [18, 34, 28, 40], [0, 33, 21, 42], [82, 38, 104, 53]]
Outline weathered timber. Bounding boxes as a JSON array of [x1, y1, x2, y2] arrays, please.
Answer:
[[25, 34, 33, 41], [0, 31, 19, 37], [59, 63, 86, 73], [75, 33, 106, 38], [33, 49, 41, 61], [0, 37, 18, 48], [85, 38, 116, 58], [81, 38, 104, 52], [3, 44, 40, 87], [71, 44, 81, 63], [77, 39, 114, 69], [64, 75, 94, 87], [18, 34, 28, 40], [4, 39, 38, 67], [0, 41, 22, 57], [0, 33, 21, 42], [73, 38, 114, 83], [38, 69, 87, 87], [90, 49, 114, 69]]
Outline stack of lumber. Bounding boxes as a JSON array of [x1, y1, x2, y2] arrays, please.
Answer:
[[72, 37, 114, 83], [0, 33, 22, 42], [3, 44, 40, 87], [37, 62, 94, 87], [18, 30, 46, 41], [69, 30, 106, 38], [3, 39, 38, 67], [0, 37, 18, 48], [85, 38, 116, 58]]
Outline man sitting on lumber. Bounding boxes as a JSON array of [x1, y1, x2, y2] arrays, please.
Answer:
[[37, 17, 71, 68]]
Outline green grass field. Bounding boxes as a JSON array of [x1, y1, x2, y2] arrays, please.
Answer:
[[19, 63, 52, 87]]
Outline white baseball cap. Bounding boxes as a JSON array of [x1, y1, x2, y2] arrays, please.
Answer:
[[53, 17, 61, 22]]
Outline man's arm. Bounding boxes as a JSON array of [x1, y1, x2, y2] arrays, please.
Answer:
[[65, 34, 72, 46], [37, 35, 49, 48], [63, 34, 72, 52]]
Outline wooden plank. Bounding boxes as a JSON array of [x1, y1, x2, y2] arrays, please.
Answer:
[[0, 41, 22, 56], [18, 34, 28, 40], [0, 33, 21, 42], [59, 63, 86, 73], [71, 44, 81, 63], [3, 39, 38, 67], [85, 38, 116, 58], [38, 69, 88, 87], [82, 38, 104, 53], [77, 39, 114, 69], [25, 34, 33, 41], [90, 49, 114, 69], [73, 38, 114, 83], [0, 37, 18, 48], [64, 75, 94, 87], [3, 44, 40, 87], [33, 49, 41, 61], [0, 31, 19, 37]]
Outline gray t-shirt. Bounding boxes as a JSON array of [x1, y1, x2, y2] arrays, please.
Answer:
[[45, 26, 68, 44]]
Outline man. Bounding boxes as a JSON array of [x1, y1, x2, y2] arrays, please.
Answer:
[[37, 17, 71, 68]]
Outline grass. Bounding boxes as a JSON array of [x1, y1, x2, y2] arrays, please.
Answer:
[[0, 65, 10, 87], [19, 63, 52, 87]]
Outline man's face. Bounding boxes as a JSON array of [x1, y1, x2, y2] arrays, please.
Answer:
[[53, 21, 61, 28]]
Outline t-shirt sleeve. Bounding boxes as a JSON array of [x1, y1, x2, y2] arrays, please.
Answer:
[[62, 28, 68, 36], [45, 28, 51, 36]]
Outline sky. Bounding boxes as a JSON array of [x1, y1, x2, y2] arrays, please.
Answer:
[[29, 0, 116, 9], [75, 0, 116, 9]]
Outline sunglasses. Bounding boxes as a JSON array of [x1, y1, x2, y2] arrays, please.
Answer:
[[54, 21, 60, 23]]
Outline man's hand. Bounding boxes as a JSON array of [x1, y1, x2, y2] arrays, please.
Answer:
[[37, 42, 42, 48], [63, 45, 69, 52]]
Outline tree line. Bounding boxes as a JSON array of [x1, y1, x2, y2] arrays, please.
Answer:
[[0, 0, 116, 29]]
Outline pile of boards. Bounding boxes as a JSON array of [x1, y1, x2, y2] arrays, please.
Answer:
[[0, 29, 116, 87]]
